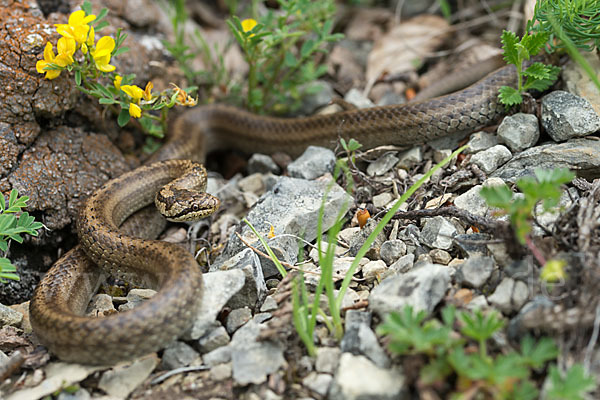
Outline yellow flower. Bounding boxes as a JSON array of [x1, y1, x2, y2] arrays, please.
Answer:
[[91, 36, 116, 72], [540, 259, 567, 283], [113, 75, 122, 91], [81, 26, 94, 54], [129, 103, 141, 118], [55, 10, 96, 45], [121, 84, 144, 103], [143, 81, 153, 101], [241, 18, 257, 35], [36, 42, 62, 79], [54, 37, 76, 66]]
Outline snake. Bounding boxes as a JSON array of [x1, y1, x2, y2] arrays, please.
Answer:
[[29, 60, 520, 365]]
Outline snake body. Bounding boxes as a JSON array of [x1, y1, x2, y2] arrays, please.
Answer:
[[29, 62, 519, 364]]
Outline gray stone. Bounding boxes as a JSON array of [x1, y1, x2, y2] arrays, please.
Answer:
[[210, 362, 232, 381], [226, 307, 252, 334], [260, 296, 278, 312], [344, 88, 375, 109], [507, 296, 555, 340], [186, 269, 246, 340], [488, 277, 529, 313], [328, 353, 406, 400], [214, 249, 268, 308], [161, 341, 200, 369], [362, 260, 387, 283], [470, 145, 512, 174], [303, 372, 333, 396], [454, 233, 491, 257], [454, 177, 506, 217], [348, 218, 387, 259], [380, 239, 407, 265], [85, 294, 115, 317], [532, 188, 578, 236], [541, 90, 600, 141], [457, 256, 494, 288], [98, 355, 159, 399], [297, 80, 334, 114], [388, 253, 414, 274], [366, 152, 399, 176], [466, 131, 500, 153], [372, 192, 394, 208], [247, 153, 281, 175], [238, 173, 265, 194], [420, 216, 457, 250], [0, 303, 23, 327], [56, 388, 91, 400], [341, 311, 389, 368], [369, 263, 451, 316], [429, 249, 452, 265], [497, 113, 540, 152], [396, 147, 422, 169], [215, 176, 352, 273], [562, 53, 600, 116], [316, 347, 341, 374], [118, 289, 156, 312], [287, 146, 336, 180], [197, 325, 230, 354], [491, 139, 600, 182]]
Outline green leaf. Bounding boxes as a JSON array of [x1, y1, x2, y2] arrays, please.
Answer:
[[81, 1, 92, 15], [523, 64, 560, 91], [546, 364, 596, 400], [480, 184, 514, 209], [74, 70, 82, 86], [95, 21, 110, 31], [117, 109, 130, 127], [501, 30, 520, 66], [113, 47, 130, 57], [519, 336, 558, 368], [459, 309, 505, 342], [498, 85, 523, 106], [521, 31, 549, 55], [300, 39, 315, 58], [99, 98, 116, 105], [512, 380, 539, 400], [284, 51, 297, 67]]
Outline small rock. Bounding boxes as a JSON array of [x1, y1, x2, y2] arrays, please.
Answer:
[[247, 153, 281, 175], [0, 303, 23, 327], [226, 307, 253, 334], [161, 341, 200, 369], [541, 90, 600, 141], [85, 294, 115, 317], [210, 362, 232, 381], [56, 388, 91, 400], [287, 146, 336, 180], [118, 289, 156, 312], [380, 240, 407, 265], [238, 173, 265, 194], [420, 216, 457, 250], [366, 152, 399, 176], [328, 353, 406, 400], [466, 131, 500, 153], [98, 354, 159, 399], [497, 113, 540, 152], [341, 310, 389, 368], [348, 219, 387, 259], [429, 249, 452, 265], [424, 193, 453, 209], [454, 233, 491, 257], [470, 145, 512, 174], [487, 277, 529, 313], [433, 148, 452, 164], [372, 192, 394, 208], [260, 296, 278, 312], [396, 147, 422, 170], [369, 263, 451, 316], [454, 177, 506, 217], [562, 53, 600, 115], [344, 88, 375, 108], [388, 254, 415, 274], [316, 347, 341, 374], [297, 81, 335, 114], [197, 325, 230, 353], [303, 372, 333, 396], [532, 188, 578, 236], [362, 260, 387, 283], [456, 256, 494, 288]]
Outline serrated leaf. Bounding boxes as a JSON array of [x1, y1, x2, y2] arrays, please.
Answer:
[[546, 364, 596, 400], [501, 30, 520, 66], [520, 336, 558, 368], [524, 62, 553, 80], [498, 85, 523, 106], [521, 31, 549, 55], [480, 184, 514, 208]]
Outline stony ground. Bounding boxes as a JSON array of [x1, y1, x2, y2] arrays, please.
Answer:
[[1, 0, 600, 399]]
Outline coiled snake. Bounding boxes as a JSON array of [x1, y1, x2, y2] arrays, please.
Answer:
[[29, 62, 519, 364]]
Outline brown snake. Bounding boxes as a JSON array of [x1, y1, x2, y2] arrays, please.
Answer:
[[29, 62, 519, 365]]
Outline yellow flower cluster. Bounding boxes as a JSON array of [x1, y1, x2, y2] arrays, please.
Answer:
[[36, 9, 116, 79]]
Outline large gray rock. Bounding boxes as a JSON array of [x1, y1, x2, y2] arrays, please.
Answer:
[[369, 263, 451, 316], [470, 145, 512, 174], [497, 113, 540, 152], [541, 90, 600, 141], [287, 146, 336, 180]]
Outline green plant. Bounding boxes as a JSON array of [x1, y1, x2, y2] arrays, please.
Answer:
[[545, 364, 596, 400], [498, 30, 561, 107], [227, 0, 343, 113], [528, 0, 600, 53], [479, 168, 574, 245], [37, 1, 196, 137], [0, 189, 44, 282], [378, 305, 561, 399]]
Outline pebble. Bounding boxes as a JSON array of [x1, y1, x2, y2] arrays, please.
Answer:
[[466, 131, 500, 153], [366, 152, 399, 176], [303, 372, 333, 396], [0, 303, 23, 327], [396, 147, 422, 169], [238, 173, 265, 194], [197, 325, 230, 353], [470, 144, 512, 174], [388, 253, 415, 274], [362, 260, 387, 283], [429, 249, 452, 265], [161, 341, 201, 369], [344, 88, 375, 108], [328, 353, 406, 400], [379, 239, 407, 265], [316, 347, 341, 374], [369, 263, 451, 316], [247, 153, 280, 175], [287, 146, 336, 180], [453, 177, 506, 217], [210, 362, 232, 381], [497, 113, 540, 152], [341, 310, 389, 368], [226, 307, 253, 334], [420, 216, 457, 250], [118, 289, 156, 312], [372, 192, 394, 208], [456, 256, 494, 288], [260, 296, 278, 312], [487, 277, 529, 313]]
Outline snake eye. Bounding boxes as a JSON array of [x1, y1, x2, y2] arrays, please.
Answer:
[[192, 204, 199, 211]]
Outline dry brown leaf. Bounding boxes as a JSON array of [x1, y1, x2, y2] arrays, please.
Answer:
[[365, 14, 450, 94]]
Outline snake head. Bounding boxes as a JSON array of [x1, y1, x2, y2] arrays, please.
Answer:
[[155, 189, 220, 222]]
